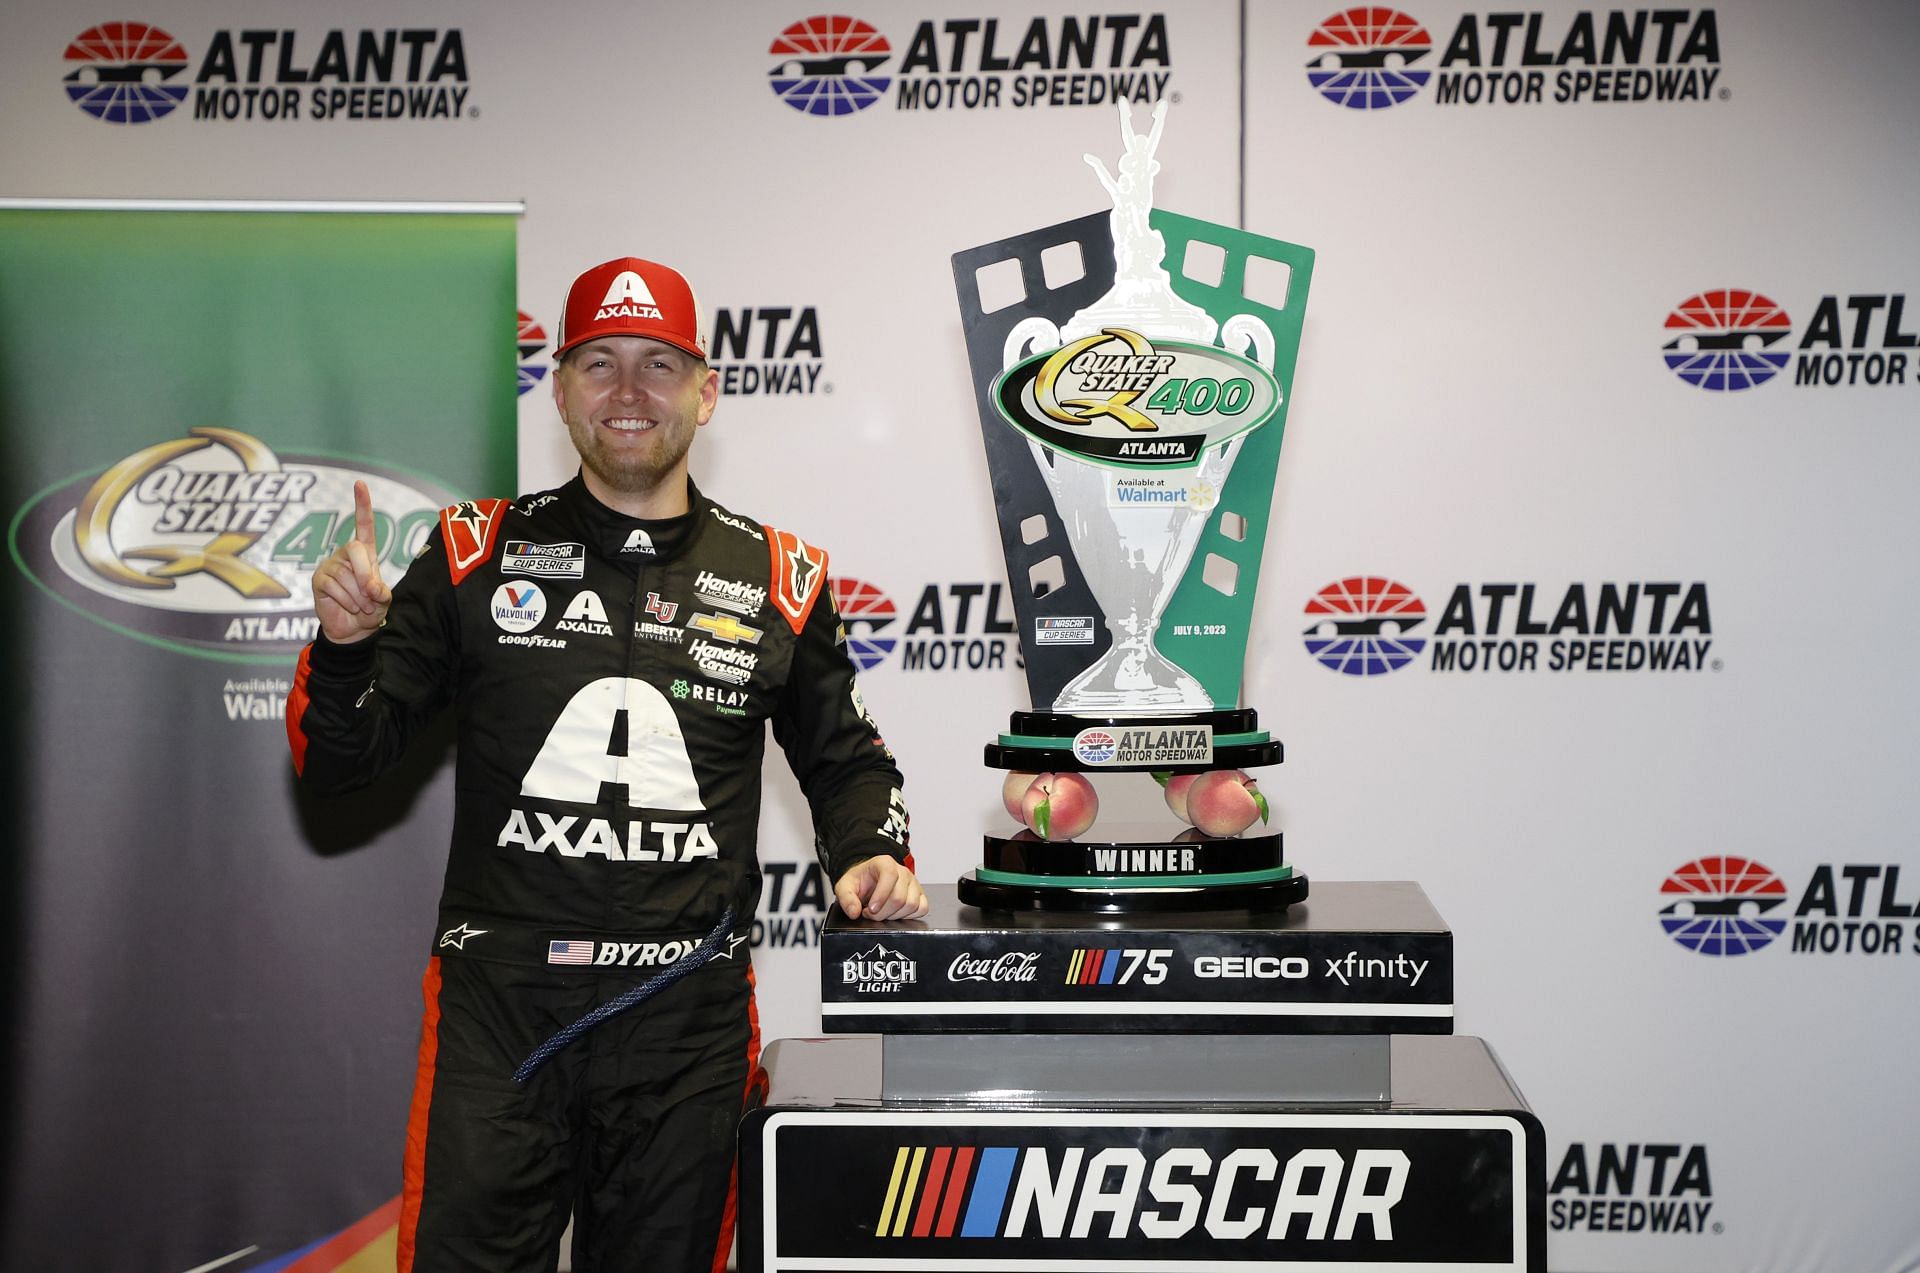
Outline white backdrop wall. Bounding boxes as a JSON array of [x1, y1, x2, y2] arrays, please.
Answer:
[[3, 2, 1915, 1270]]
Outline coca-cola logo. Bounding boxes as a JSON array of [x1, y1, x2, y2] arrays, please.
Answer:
[[948, 951, 1042, 983]]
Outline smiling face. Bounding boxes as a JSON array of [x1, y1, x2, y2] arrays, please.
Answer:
[[552, 335, 719, 516]]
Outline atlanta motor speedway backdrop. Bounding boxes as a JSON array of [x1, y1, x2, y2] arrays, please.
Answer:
[[1, 2, 1915, 1270]]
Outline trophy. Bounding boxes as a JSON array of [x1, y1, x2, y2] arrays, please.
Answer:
[[951, 101, 1314, 912]]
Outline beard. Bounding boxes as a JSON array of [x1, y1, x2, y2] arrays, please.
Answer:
[[565, 414, 696, 497]]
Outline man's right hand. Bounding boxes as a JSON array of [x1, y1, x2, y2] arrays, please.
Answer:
[[310, 480, 393, 644]]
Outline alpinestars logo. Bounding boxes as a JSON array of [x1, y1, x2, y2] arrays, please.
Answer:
[[1658, 856, 1787, 955], [771, 14, 1173, 115], [517, 310, 549, 397], [1306, 8, 1724, 109], [1663, 289, 1917, 390], [1305, 9, 1432, 110], [1550, 1142, 1716, 1234], [1302, 577, 1427, 675], [63, 23, 190, 123], [832, 578, 898, 670]]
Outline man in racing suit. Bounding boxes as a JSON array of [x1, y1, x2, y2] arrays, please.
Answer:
[[286, 256, 926, 1273]]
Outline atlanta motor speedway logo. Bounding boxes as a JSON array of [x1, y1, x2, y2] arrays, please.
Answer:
[[1663, 288, 1918, 391], [11, 427, 452, 658], [769, 12, 1174, 116]]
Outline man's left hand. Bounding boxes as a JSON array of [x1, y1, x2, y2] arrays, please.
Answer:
[[834, 857, 930, 921]]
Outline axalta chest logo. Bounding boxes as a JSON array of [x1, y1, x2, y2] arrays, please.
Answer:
[[1304, 576, 1715, 676], [1663, 288, 1919, 391], [1661, 858, 1920, 960], [1305, 7, 1725, 109], [61, 22, 475, 123], [769, 13, 1173, 115]]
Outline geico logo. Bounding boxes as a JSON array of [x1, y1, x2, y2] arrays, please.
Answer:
[[1193, 955, 1308, 979], [495, 809, 718, 862], [595, 938, 698, 967], [997, 1145, 1408, 1241]]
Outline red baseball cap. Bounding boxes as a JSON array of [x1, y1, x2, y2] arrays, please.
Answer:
[[555, 256, 707, 362]]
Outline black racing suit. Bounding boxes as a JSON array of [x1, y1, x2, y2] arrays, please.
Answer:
[[287, 476, 909, 1273]]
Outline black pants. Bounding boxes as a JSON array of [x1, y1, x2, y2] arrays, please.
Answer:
[[399, 954, 759, 1273]]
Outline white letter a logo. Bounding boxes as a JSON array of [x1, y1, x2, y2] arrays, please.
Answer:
[[600, 271, 657, 307]]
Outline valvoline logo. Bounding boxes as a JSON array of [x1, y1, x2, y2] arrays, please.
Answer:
[[64, 22, 191, 123], [517, 310, 549, 397], [1302, 577, 1428, 675], [1662, 289, 1793, 391], [769, 15, 892, 115], [832, 577, 898, 670], [1659, 856, 1788, 955], [1305, 8, 1432, 109]]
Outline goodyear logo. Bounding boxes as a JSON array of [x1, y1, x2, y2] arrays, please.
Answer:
[[11, 427, 450, 658], [993, 328, 1279, 467]]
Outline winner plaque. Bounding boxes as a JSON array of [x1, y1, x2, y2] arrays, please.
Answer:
[[952, 101, 1314, 912]]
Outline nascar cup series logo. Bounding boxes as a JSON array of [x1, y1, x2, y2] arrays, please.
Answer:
[[11, 427, 451, 658]]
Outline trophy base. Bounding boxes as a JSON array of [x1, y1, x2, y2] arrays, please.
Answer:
[[983, 825, 1284, 877], [988, 707, 1282, 773], [958, 866, 1308, 915]]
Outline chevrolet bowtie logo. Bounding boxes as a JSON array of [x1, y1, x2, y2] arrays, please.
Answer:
[[689, 611, 763, 644]]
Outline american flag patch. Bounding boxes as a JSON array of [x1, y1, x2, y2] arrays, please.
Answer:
[[547, 940, 595, 966]]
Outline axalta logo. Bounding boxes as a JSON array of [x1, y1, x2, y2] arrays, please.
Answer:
[[1550, 1142, 1716, 1235], [62, 23, 474, 123], [841, 941, 917, 993], [995, 328, 1279, 468], [63, 23, 191, 122], [770, 13, 1173, 115], [1305, 8, 1724, 109], [708, 306, 827, 396], [10, 427, 451, 659], [1662, 859, 1920, 958], [516, 310, 549, 397], [874, 1142, 1408, 1241], [1307, 576, 1716, 675], [1663, 289, 1917, 390]]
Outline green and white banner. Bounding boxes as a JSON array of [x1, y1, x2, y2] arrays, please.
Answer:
[[0, 203, 515, 1270]]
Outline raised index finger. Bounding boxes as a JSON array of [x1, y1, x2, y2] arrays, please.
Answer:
[[352, 480, 376, 546]]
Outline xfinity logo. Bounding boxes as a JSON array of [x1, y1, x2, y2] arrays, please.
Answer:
[[1325, 951, 1430, 987]]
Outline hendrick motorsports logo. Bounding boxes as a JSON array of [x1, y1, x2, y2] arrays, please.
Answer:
[[61, 22, 474, 123], [770, 13, 1173, 115], [994, 327, 1279, 467], [1305, 7, 1723, 109], [11, 427, 452, 658], [1663, 288, 1916, 390]]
